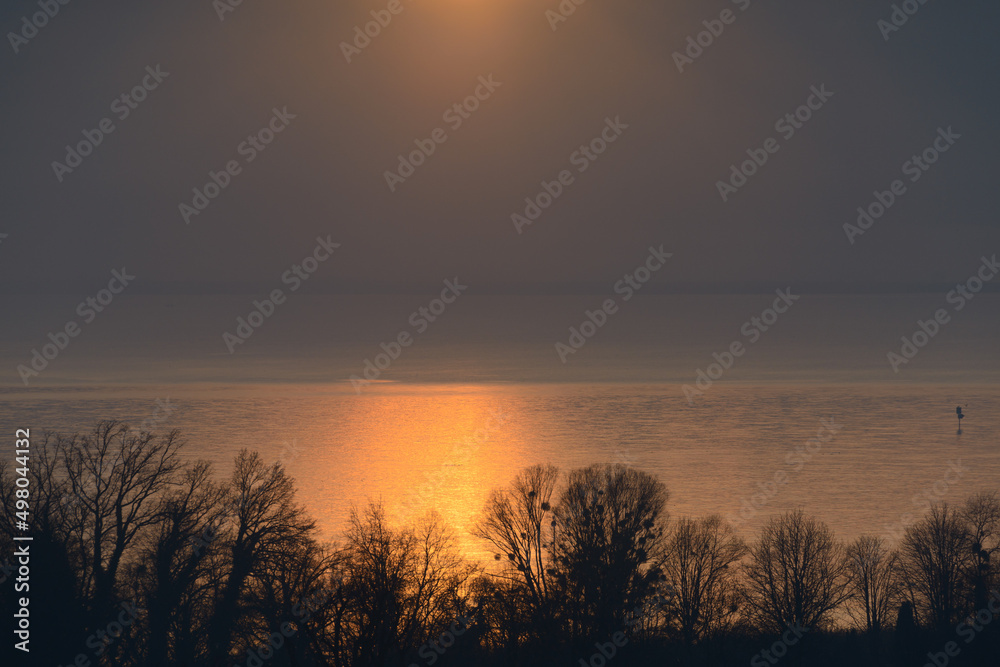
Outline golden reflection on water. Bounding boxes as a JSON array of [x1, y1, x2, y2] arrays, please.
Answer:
[[303, 384, 531, 564]]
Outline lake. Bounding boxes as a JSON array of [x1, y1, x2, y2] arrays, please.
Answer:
[[3, 381, 997, 564]]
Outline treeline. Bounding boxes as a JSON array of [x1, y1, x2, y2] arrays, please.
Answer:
[[0, 421, 998, 667]]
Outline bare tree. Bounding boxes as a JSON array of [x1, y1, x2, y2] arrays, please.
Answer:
[[844, 535, 901, 636], [473, 464, 559, 613], [339, 502, 474, 666], [249, 536, 339, 667], [59, 421, 182, 624], [0, 436, 88, 667], [138, 461, 228, 667], [899, 503, 972, 631], [662, 515, 746, 644], [207, 449, 316, 667], [552, 464, 670, 640], [0, 432, 71, 541], [465, 575, 528, 659], [961, 492, 1000, 610], [743, 510, 849, 633]]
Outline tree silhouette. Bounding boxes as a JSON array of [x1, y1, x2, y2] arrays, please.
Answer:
[[11, 419, 1000, 666], [473, 463, 559, 639], [0, 435, 88, 666], [139, 461, 227, 667], [961, 491, 1000, 611], [742, 510, 848, 633], [59, 421, 182, 637], [207, 449, 316, 667], [465, 574, 527, 660], [844, 535, 901, 638], [551, 464, 670, 642], [663, 515, 746, 644], [339, 502, 474, 666], [899, 503, 972, 631], [248, 534, 336, 666]]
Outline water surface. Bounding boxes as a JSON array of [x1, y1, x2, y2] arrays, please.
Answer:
[[4, 382, 996, 564]]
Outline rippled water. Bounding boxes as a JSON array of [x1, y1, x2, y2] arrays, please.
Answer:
[[4, 382, 997, 563]]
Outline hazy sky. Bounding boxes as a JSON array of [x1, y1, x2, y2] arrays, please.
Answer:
[[2, 0, 997, 294]]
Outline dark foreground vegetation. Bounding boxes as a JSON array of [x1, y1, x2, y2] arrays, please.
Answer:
[[1, 421, 998, 666]]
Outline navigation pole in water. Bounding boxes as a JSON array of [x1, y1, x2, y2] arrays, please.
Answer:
[[956, 406, 964, 434]]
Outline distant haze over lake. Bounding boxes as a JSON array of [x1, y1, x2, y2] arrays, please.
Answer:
[[2, 294, 997, 386]]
